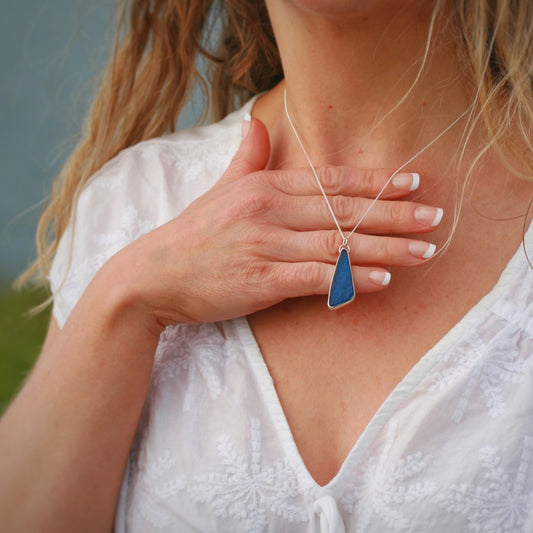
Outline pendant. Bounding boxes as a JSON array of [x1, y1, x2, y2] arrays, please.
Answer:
[[328, 247, 355, 310]]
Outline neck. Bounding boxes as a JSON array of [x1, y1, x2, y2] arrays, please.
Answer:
[[260, 1, 472, 172]]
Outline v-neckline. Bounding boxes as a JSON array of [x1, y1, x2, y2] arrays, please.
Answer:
[[226, 223, 532, 490]]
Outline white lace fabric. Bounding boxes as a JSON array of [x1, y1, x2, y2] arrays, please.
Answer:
[[49, 97, 533, 532]]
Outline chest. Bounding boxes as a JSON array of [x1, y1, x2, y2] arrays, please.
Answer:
[[247, 220, 525, 485], [123, 290, 533, 533]]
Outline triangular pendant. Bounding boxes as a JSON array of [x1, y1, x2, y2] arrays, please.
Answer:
[[328, 248, 355, 309]]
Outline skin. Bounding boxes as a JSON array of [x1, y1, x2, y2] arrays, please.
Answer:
[[0, 116, 442, 533], [0, 0, 532, 530], [248, 0, 533, 485]]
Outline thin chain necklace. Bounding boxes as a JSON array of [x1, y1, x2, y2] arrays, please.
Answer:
[[283, 88, 469, 309]]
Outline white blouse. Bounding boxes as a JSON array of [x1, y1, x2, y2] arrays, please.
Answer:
[[50, 97, 533, 532]]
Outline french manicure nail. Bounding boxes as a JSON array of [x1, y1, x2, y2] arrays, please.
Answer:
[[408, 241, 436, 259], [242, 113, 251, 139], [414, 206, 444, 226], [392, 172, 420, 191], [369, 270, 391, 286]]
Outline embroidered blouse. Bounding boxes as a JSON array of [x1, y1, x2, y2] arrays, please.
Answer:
[[49, 97, 533, 532]]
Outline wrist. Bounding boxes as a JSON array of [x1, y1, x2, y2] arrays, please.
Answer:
[[88, 254, 166, 342]]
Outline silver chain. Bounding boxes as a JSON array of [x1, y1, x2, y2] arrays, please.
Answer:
[[282, 88, 470, 245]]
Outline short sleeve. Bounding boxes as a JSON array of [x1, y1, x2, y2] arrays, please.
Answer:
[[48, 104, 247, 329], [48, 144, 166, 328]]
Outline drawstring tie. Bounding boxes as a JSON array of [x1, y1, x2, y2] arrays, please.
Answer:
[[313, 495, 346, 533]]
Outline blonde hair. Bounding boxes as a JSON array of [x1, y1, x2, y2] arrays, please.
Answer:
[[17, 0, 533, 290]]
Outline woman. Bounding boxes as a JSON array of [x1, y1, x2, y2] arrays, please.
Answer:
[[1, 0, 533, 531]]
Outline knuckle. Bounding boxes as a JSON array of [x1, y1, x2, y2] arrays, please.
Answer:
[[387, 201, 405, 228], [275, 170, 293, 191], [320, 231, 341, 259], [294, 262, 323, 288], [270, 265, 292, 292], [357, 168, 375, 193], [317, 166, 340, 194], [228, 189, 272, 220], [331, 195, 355, 224], [242, 260, 272, 285], [243, 226, 271, 248], [249, 170, 276, 189], [247, 170, 266, 186], [376, 237, 393, 263]]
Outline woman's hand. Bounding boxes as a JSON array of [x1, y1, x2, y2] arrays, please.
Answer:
[[0, 117, 443, 533], [108, 117, 442, 327]]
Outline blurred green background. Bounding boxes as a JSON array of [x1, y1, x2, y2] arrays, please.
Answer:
[[0, 0, 114, 413], [0, 285, 50, 412], [0, 1, 203, 412]]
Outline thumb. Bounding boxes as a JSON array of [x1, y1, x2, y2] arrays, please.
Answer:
[[221, 114, 270, 181]]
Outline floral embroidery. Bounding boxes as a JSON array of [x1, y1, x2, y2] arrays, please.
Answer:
[[428, 327, 532, 422], [52, 202, 155, 324], [157, 137, 237, 185], [95, 204, 155, 250], [152, 323, 229, 411], [439, 436, 533, 532], [131, 451, 186, 529], [341, 422, 436, 531], [186, 418, 308, 533], [49, 103, 533, 533], [90, 152, 128, 190]]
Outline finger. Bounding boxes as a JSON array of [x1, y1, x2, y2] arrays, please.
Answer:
[[258, 166, 420, 199], [263, 229, 436, 267], [350, 233, 437, 266], [274, 194, 443, 234], [219, 116, 270, 182], [268, 262, 392, 298]]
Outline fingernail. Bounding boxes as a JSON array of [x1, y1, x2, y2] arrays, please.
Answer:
[[369, 270, 391, 286], [392, 172, 419, 191], [414, 206, 443, 226], [242, 113, 251, 139], [408, 241, 436, 259]]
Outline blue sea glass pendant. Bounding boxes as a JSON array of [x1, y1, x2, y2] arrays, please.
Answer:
[[328, 247, 355, 309]]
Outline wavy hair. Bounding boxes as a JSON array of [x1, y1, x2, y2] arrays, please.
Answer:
[[17, 0, 533, 289]]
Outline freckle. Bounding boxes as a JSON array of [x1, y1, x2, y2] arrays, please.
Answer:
[[352, 318, 359, 326], [337, 307, 350, 318]]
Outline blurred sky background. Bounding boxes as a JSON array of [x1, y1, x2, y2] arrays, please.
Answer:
[[0, 0, 211, 404], [1, 0, 202, 284]]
